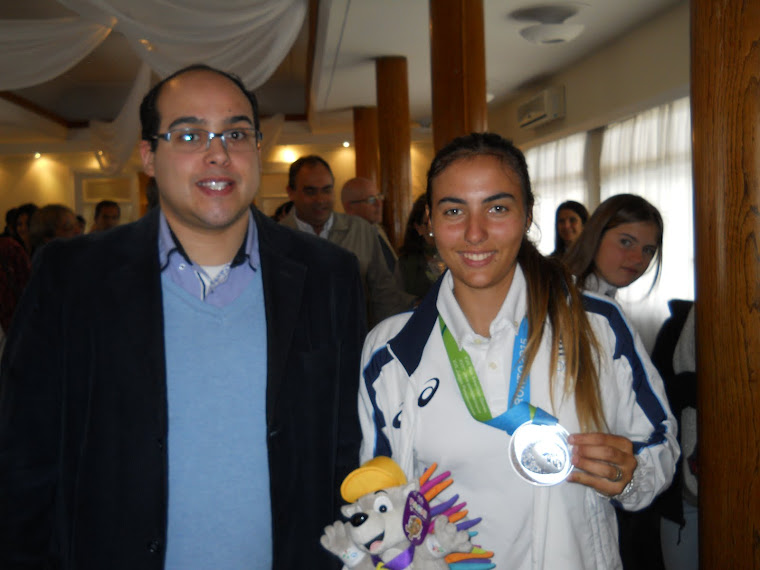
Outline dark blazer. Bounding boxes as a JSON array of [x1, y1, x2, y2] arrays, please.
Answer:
[[0, 207, 366, 569]]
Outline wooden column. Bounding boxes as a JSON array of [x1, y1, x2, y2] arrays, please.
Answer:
[[692, 1, 760, 567], [353, 106, 379, 183], [375, 56, 411, 249], [429, 0, 487, 152]]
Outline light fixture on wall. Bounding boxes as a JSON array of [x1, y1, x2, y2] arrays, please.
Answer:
[[34, 152, 41, 159], [509, 4, 586, 45], [342, 141, 350, 148]]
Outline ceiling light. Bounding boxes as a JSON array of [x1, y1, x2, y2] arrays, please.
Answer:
[[342, 141, 350, 148], [509, 3, 586, 45], [280, 148, 297, 164], [519, 23, 585, 44], [34, 153, 41, 159]]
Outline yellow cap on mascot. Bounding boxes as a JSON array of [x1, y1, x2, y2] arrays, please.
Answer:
[[340, 456, 408, 503]]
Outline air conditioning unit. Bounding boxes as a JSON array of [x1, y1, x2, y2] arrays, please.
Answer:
[[517, 86, 565, 128]]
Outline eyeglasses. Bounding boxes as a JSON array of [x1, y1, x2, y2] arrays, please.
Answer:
[[152, 127, 263, 153], [349, 194, 385, 205]]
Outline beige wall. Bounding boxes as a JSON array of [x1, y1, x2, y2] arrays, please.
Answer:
[[0, 154, 82, 221], [489, 1, 690, 150], [0, 152, 144, 228]]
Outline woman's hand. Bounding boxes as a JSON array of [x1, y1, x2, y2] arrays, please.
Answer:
[[566, 432, 637, 496]]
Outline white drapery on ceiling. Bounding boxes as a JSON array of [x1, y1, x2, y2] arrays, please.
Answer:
[[0, 17, 114, 91], [0, 0, 306, 174]]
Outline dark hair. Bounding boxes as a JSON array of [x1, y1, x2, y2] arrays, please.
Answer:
[[94, 200, 120, 218], [13, 203, 38, 232], [552, 200, 590, 257], [287, 155, 334, 190], [271, 200, 294, 221], [140, 64, 260, 151], [5, 208, 18, 228], [29, 204, 74, 255], [565, 193, 664, 291], [426, 132, 534, 215], [399, 194, 429, 256], [425, 132, 604, 431]]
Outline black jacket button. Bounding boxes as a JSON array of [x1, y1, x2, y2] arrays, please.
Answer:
[[147, 539, 162, 554]]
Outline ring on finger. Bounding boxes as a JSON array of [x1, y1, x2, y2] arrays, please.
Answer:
[[611, 465, 623, 483]]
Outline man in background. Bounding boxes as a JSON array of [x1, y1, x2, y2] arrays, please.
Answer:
[[0, 64, 365, 570], [341, 176, 402, 286], [90, 199, 121, 232], [281, 156, 414, 326]]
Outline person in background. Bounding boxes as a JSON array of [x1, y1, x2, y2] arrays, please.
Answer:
[[2, 208, 18, 238], [0, 235, 31, 356], [565, 193, 665, 569], [650, 300, 698, 570], [341, 177, 403, 287], [75, 215, 86, 235], [397, 193, 445, 298], [270, 199, 293, 222], [90, 200, 121, 232], [28, 204, 78, 257], [564, 193, 663, 299], [281, 156, 414, 326], [358, 132, 677, 569], [11, 203, 38, 255], [551, 200, 589, 258], [0, 64, 366, 570]]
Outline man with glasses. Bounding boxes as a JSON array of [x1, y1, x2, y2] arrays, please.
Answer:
[[0, 64, 366, 570], [281, 156, 414, 327], [341, 177, 401, 286]]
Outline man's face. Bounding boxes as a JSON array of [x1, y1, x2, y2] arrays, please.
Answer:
[[345, 182, 383, 225], [94, 205, 120, 231], [139, 70, 260, 237], [287, 163, 334, 231]]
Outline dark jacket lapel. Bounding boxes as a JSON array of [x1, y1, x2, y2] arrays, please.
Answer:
[[253, 208, 307, 424]]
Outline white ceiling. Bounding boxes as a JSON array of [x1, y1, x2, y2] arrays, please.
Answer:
[[0, 0, 684, 147]]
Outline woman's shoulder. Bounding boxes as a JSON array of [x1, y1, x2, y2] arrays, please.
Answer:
[[365, 310, 415, 351]]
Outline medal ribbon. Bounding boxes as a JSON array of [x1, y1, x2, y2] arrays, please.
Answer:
[[438, 315, 557, 435]]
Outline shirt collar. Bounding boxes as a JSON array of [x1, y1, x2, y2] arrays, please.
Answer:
[[158, 210, 259, 272], [585, 272, 618, 298], [293, 211, 334, 238], [437, 264, 527, 348]]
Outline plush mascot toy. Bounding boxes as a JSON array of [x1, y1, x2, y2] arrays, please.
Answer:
[[321, 456, 494, 569]]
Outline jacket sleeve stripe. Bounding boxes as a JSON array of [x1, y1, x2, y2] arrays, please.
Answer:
[[362, 347, 394, 457], [582, 294, 669, 453]]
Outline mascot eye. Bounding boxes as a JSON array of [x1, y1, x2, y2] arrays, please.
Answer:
[[373, 496, 394, 513]]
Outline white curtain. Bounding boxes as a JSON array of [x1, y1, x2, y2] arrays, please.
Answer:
[[524, 132, 589, 255], [600, 96, 694, 352], [0, 0, 307, 174], [0, 18, 113, 90]]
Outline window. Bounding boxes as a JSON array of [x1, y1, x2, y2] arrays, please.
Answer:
[[524, 132, 589, 255], [523, 96, 694, 351], [600, 96, 694, 350]]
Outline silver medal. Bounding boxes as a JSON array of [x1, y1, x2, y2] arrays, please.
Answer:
[[509, 421, 573, 486]]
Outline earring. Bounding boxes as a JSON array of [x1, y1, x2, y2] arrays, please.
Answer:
[[428, 231, 434, 237]]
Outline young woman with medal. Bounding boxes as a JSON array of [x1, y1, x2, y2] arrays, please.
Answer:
[[357, 133, 678, 569]]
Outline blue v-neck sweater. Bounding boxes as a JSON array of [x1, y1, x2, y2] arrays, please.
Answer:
[[161, 273, 271, 568]]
